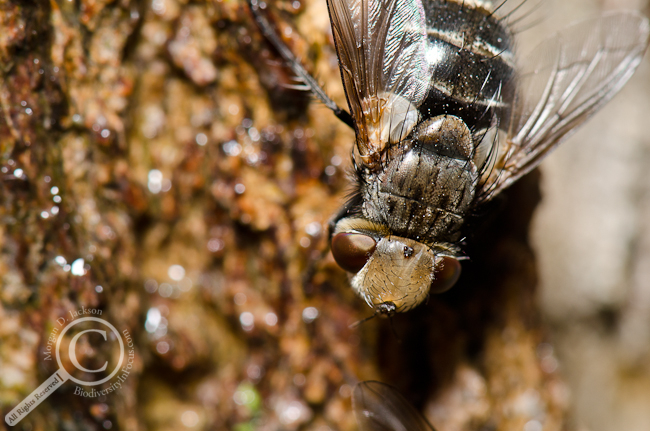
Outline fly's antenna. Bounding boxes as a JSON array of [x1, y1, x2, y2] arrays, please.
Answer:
[[248, 0, 355, 129]]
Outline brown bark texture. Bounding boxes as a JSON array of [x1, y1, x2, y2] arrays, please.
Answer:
[[0, 1, 648, 431]]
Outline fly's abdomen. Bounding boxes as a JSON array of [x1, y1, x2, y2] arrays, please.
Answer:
[[420, 0, 516, 131]]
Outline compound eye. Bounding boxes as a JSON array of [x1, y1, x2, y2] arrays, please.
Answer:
[[430, 256, 461, 293], [331, 233, 377, 273]]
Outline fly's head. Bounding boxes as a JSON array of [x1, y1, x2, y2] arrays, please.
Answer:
[[331, 218, 461, 314]]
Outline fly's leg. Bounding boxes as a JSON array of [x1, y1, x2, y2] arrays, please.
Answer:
[[248, 0, 355, 129]]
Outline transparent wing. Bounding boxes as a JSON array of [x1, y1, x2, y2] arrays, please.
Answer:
[[491, 0, 548, 34], [478, 11, 649, 202], [327, 0, 432, 164], [353, 381, 436, 431]]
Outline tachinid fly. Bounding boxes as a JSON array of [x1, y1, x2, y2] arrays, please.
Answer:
[[353, 381, 436, 431], [250, 0, 650, 315]]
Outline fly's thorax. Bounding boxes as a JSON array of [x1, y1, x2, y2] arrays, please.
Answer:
[[413, 114, 473, 160], [331, 218, 461, 314], [359, 115, 479, 244]]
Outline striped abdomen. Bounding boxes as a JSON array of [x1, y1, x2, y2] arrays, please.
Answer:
[[419, 0, 516, 131]]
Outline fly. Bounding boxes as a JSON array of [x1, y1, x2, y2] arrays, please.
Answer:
[[250, 0, 650, 315], [353, 380, 436, 431]]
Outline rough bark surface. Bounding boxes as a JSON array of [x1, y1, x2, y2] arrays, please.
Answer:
[[0, 1, 647, 431]]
